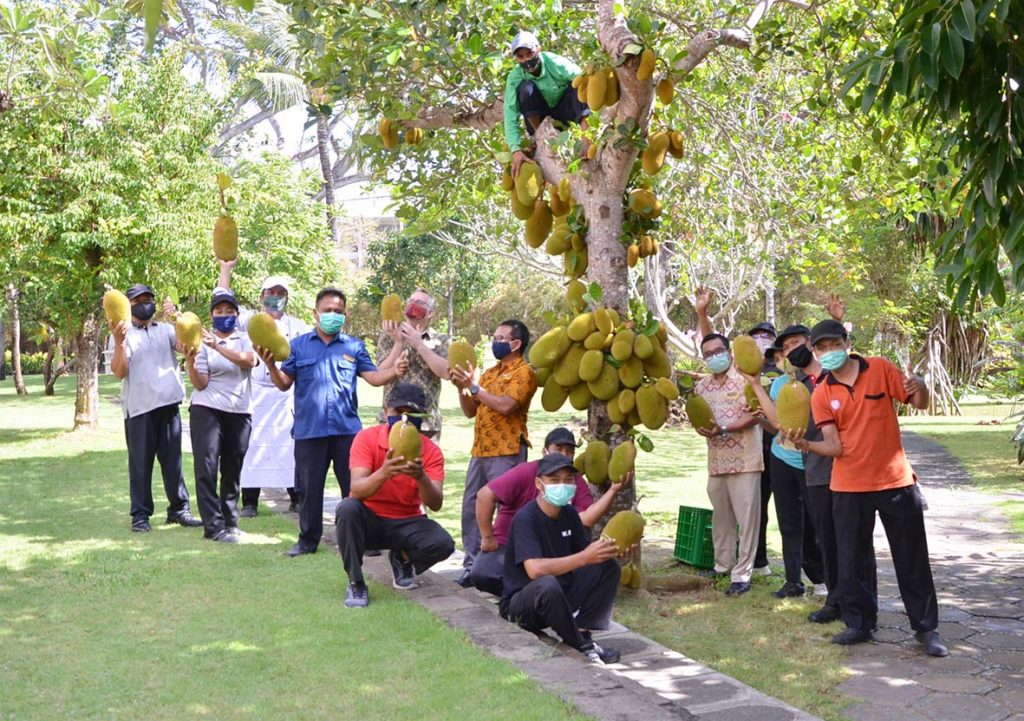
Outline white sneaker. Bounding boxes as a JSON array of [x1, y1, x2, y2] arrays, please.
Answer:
[[753, 565, 772, 577], [812, 583, 828, 597]]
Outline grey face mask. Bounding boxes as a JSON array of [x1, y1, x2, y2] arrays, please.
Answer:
[[263, 295, 287, 312]]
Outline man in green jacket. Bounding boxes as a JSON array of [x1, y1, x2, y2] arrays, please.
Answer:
[[504, 31, 590, 177]]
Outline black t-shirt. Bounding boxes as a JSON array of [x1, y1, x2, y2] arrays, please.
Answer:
[[499, 501, 589, 612]]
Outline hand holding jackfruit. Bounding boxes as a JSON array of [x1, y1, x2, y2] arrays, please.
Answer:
[[388, 415, 422, 462], [103, 289, 131, 328], [213, 215, 239, 261], [732, 335, 763, 375], [380, 293, 404, 323], [448, 340, 476, 375], [602, 504, 644, 552], [175, 312, 203, 354], [777, 379, 811, 434], [685, 394, 715, 432], [248, 312, 291, 362]]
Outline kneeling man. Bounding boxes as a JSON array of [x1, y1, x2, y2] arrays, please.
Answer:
[[336, 383, 455, 608]]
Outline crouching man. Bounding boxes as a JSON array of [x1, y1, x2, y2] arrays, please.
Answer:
[[499, 453, 624, 665], [335, 383, 456, 608]]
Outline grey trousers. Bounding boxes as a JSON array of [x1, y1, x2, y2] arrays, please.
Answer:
[[462, 448, 526, 569], [707, 471, 762, 583]]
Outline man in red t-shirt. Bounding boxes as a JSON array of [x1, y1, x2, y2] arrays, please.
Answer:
[[335, 383, 455, 608]]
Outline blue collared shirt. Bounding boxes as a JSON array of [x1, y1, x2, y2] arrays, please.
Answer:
[[280, 331, 376, 440]]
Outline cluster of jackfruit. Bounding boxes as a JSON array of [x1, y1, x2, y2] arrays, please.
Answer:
[[575, 437, 638, 488], [641, 130, 684, 176], [572, 65, 619, 113], [625, 235, 661, 268], [633, 47, 674, 105], [378, 118, 425, 150]]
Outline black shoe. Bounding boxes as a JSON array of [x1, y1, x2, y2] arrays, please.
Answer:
[[456, 568, 473, 587], [167, 512, 203, 527], [131, 519, 151, 533], [725, 582, 751, 596], [915, 630, 949, 657], [772, 582, 806, 598], [210, 530, 239, 544], [388, 550, 417, 589], [364, 548, 382, 557], [832, 628, 873, 646], [286, 543, 315, 557], [808, 605, 842, 624], [287, 502, 299, 513], [239, 506, 257, 519], [697, 569, 726, 579]]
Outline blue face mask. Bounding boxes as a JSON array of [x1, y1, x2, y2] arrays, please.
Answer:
[[706, 351, 732, 375], [387, 415, 423, 431], [819, 349, 849, 372], [318, 311, 346, 335], [542, 483, 576, 508], [263, 295, 287, 313], [212, 315, 237, 333], [492, 341, 513, 360]]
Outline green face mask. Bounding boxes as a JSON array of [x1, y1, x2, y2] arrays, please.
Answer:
[[318, 311, 346, 335], [818, 349, 848, 371]]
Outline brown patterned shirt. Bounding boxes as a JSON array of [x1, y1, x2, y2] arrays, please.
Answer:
[[471, 355, 538, 458], [376, 327, 449, 434], [695, 366, 764, 476]]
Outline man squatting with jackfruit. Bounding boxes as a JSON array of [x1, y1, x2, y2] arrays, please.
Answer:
[[505, 31, 590, 179]]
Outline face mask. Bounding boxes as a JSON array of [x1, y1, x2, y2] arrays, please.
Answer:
[[519, 55, 541, 73], [131, 301, 156, 321], [818, 349, 849, 372], [318, 311, 346, 335], [542, 482, 575, 507], [492, 341, 514, 359], [263, 295, 287, 313], [405, 302, 428, 320], [754, 336, 775, 352], [212, 315, 237, 333], [706, 351, 731, 375], [387, 415, 423, 431], [786, 344, 813, 369]]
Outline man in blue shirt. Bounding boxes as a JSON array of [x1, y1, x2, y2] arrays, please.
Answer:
[[256, 287, 408, 556]]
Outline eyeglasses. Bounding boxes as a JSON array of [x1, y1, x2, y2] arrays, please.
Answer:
[[701, 349, 727, 360]]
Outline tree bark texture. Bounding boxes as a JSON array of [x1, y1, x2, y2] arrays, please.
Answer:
[[316, 112, 341, 246], [6, 283, 27, 395], [73, 317, 100, 430]]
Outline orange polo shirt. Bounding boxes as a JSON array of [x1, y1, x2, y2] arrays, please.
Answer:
[[810, 355, 915, 493], [471, 355, 538, 458]]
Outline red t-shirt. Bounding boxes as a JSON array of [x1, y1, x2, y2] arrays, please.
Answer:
[[487, 459, 594, 546], [349, 424, 445, 519], [810, 356, 914, 493]]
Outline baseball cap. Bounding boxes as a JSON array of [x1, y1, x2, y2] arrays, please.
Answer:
[[543, 427, 578, 448], [261, 275, 292, 294], [210, 290, 240, 311], [386, 383, 427, 413], [125, 284, 155, 300], [809, 319, 848, 345], [536, 453, 578, 478], [747, 322, 777, 337], [775, 324, 811, 347], [510, 31, 540, 55]]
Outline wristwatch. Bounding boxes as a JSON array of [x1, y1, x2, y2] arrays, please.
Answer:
[[469, 383, 480, 396]]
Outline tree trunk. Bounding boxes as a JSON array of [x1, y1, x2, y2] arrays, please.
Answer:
[[6, 283, 27, 395], [446, 283, 456, 336], [43, 338, 54, 388], [0, 320, 6, 381], [44, 340, 71, 396], [73, 317, 100, 430], [316, 112, 341, 246]]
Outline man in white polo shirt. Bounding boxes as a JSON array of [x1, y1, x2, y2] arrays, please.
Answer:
[[110, 283, 202, 533]]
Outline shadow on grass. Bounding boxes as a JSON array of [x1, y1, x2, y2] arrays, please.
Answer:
[[0, 428, 68, 446]]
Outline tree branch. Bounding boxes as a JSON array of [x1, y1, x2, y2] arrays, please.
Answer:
[[213, 106, 277, 154], [409, 98, 503, 131]]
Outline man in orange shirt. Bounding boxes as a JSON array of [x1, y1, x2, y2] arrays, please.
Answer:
[[335, 383, 455, 608], [786, 320, 946, 657], [450, 320, 538, 587]]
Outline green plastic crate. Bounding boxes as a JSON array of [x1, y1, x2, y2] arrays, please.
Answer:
[[673, 505, 715, 569]]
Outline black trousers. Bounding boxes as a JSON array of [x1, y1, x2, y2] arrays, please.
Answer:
[[240, 485, 299, 509], [804, 483, 849, 610], [294, 434, 355, 551], [833, 486, 938, 633], [770, 455, 825, 585], [517, 80, 590, 137], [503, 560, 620, 650], [124, 403, 190, 522], [189, 405, 251, 537], [334, 498, 455, 585], [471, 548, 506, 597], [754, 445, 773, 568]]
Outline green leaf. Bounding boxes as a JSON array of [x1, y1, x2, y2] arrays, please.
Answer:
[[991, 273, 1007, 305], [995, 0, 1011, 21], [921, 22, 942, 56], [643, 317, 660, 336], [952, 0, 976, 40], [623, 43, 643, 55], [587, 282, 603, 302], [361, 6, 384, 19], [636, 433, 654, 453], [940, 29, 965, 78], [235, 0, 256, 11], [918, 51, 939, 90]]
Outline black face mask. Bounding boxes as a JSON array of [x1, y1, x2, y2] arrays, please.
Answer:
[[786, 344, 813, 369], [519, 55, 541, 73], [131, 301, 156, 321]]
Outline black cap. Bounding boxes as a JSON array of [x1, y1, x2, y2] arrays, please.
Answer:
[[764, 345, 780, 360], [536, 453, 578, 477], [747, 322, 776, 337], [125, 283, 155, 300], [386, 383, 427, 413], [211, 291, 240, 311], [809, 319, 848, 345], [543, 427, 578, 448], [775, 324, 811, 347]]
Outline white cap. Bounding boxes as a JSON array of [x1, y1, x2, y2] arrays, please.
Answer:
[[260, 275, 292, 294], [509, 31, 540, 55]]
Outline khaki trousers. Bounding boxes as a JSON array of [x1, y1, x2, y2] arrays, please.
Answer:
[[707, 471, 762, 583]]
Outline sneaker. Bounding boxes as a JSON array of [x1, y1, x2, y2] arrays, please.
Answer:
[[388, 550, 417, 589], [832, 628, 873, 646], [812, 583, 828, 597], [772, 582, 806, 598], [239, 506, 257, 519], [131, 519, 151, 533], [725, 581, 751, 596], [915, 630, 948, 657], [752, 565, 772, 577], [167, 512, 203, 527], [580, 642, 621, 665], [210, 530, 238, 544], [344, 582, 369, 608]]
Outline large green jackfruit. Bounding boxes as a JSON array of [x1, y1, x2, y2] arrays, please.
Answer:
[[545, 225, 573, 255], [564, 247, 588, 279], [535, 367, 552, 386], [642, 132, 670, 175], [633, 333, 654, 359], [380, 293, 404, 323], [541, 376, 569, 412], [594, 308, 614, 335], [567, 313, 596, 342], [636, 48, 656, 81], [511, 191, 534, 220], [777, 379, 811, 434], [607, 439, 637, 485], [583, 440, 609, 485], [530, 327, 570, 368], [654, 377, 679, 400], [628, 188, 662, 219], [448, 340, 476, 374], [685, 394, 715, 432], [744, 384, 760, 412], [611, 329, 635, 362], [584, 331, 612, 350], [525, 200, 553, 248], [213, 215, 238, 261], [552, 344, 586, 387], [568, 382, 593, 410], [175, 312, 202, 354], [388, 416, 422, 462], [586, 69, 607, 111], [732, 335, 763, 376], [617, 388, 636, 414], [515, 162, 542, 206], [606, 398, 627, 424], [642, 341, 672, 379], [587, 362, 620, 400], [566, 280, 587, 314], [636, 384, 668, 429], [248, 312, 291, 361], [102, 289, 131, 327], [579, 349, 605, 382], [617, 357, 643, 389]]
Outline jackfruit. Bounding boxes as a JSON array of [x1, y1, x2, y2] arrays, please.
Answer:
[[567, 313, 596, 342], [594, 308, 613, 335], [668, 131, 684, 159], [603, 68, 619, 106], [510, 191, 534, 220], [618, 357, 643, 389], [685, 394, 715, 432], [607, 398, 627, 424], [657, 77, 675, 104], [566, 280, 587, 314], [744, 383, 760, 412], [627, 244, 639, 268], [586, 142, 597, 160], [583, 440, 610, 485], [611, 329, 635, 362], [563, 247, 588, 279], [627, 408, 642, 427], [633, 334, 654, 359], [606, 439, 637, 485], [379, 118, 399, 149], [587, 362, 621, 401], [499, 165, 514, 191], [576, 74, 589, 103], [636, 384, 668, 429], [584, 331, 611, 351], [620, 562, 634, 587], [628, 188, 662, 219], [175, 312, 202, 354], [248, 312, 291, 362], [579, 349, 605, 382], [570, 233, 586, 251], [404, 127, 424, 146], [535, 367, 552, 386], [586, 69, 607, 111], [777, 379, 811, 434], [642, 343, 672, 379], [617, 388, 636, 414], [545, 225, 572, 255], [553, 344, 586, 387], [515, 162, 543, 207], [636, 48, 656, 81], [213, 215, 238, 261], [388, 416, 421, 462], [568, 381, 593, 411], [380, 293, 404, 323], [549, 185, 570, 217], [654, 377, 680, 400], [102, 289, 131, 328], [530, 326, 571, 368], [732, 335, 763, 375], [448, 339, 476, 375], [656, 322, 669, 345], [525, 200, 553, 248], [642, 132, 670, 175], [541, 376, 569, 412], [624, 561, 643, 589]]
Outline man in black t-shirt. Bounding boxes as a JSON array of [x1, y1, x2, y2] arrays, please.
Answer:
[[500, 454, 623, 665]]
